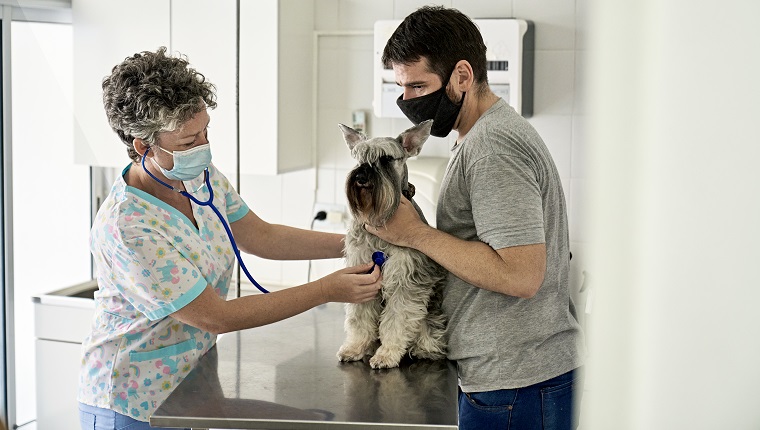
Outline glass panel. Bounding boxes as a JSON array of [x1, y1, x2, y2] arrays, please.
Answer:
[[11, 20, 90, 426]]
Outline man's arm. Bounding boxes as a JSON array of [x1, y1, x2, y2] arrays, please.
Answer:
[[366, 197, 545, 298]]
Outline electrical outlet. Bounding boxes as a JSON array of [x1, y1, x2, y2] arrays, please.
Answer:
[[312, 202, 348, 232]]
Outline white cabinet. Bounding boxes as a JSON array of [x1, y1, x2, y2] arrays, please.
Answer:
[[34, 280, 97, 430], [72, 0, 170, 168], [72, 0, 238, 176], [239, 0, 315, 175], [74, 0, 316, 176], [170, 0, 238, 176]]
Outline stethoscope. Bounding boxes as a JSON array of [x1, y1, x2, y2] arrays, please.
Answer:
[[141, 149, 270, 294]]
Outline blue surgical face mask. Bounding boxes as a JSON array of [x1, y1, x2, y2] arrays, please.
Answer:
[[150, 143, 212, 181]]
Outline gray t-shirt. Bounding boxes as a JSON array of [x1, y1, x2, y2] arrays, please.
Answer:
[[438, 98, 585, 392]]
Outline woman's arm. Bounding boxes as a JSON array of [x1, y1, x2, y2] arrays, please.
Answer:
[[230, 210, 345, 260], [171, 262, 381, 334]]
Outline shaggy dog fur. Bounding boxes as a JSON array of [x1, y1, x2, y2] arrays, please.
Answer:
[[337, 120, 447, 369]]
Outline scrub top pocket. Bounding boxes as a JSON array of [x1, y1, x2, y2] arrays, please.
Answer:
[[114, 339, 199, 419]]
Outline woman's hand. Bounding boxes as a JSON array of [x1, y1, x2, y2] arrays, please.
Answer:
[[317, 263, 382, 303]]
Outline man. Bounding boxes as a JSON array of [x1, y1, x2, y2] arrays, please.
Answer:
[[367, 6, 585, 429]]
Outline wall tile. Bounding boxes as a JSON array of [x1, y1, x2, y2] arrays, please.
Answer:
[[568, 177, 589, 244], [533, 49, 575, 115], [282, 260, 310, 285], [310, 258, 347, 282], [368, 115, 394, 139], [317, 107, 356, 169], [527, 114, 572, 192], [575, 0, 588, 51], [317, 45, 348, 110], [338, 0, 394, 30], [240, 254, 283, 288], [240, 174, 283, 221], [317, 35, 374, 111], [334, 167, 352, 209], [513, 0, 576, 51], [453, 1, 513, 19], [281, 169, 318, 228], [315, 0, 340, 30], [393, 0, 452, 19], [574, 49, 587, 115], [316, 167, 340, 203], [571, 114, 588, 179]]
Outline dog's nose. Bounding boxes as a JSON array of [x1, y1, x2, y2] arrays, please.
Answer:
[[354, 171, 368, 186]]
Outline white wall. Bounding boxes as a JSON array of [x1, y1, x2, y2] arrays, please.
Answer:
[[238, 0, 588, 290], [583, 0, 760, 429]]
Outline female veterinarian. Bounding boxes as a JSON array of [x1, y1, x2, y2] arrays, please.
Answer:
[[77, 47, 382, 430]]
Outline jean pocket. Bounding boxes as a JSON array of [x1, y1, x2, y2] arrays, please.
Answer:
[[540, 377, 577, 430], [464, 389, 516, 411], [79, 410, 96, 430], [543, 379, 573, 396]]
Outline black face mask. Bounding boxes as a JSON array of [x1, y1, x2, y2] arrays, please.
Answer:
[[396, 86, 465, 138]]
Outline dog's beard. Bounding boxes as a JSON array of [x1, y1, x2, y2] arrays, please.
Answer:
[[346, 162, 401, 227]]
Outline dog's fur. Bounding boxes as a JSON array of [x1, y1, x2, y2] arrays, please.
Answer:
[[337, 120, 448, 369]]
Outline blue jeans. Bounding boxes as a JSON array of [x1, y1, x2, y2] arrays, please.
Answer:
[[458, 368, 583, 430], [79, 403, 189, 430]]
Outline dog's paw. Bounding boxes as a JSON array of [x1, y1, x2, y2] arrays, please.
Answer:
[[337, 344, 367, 362], [369, 346, 403, 369]]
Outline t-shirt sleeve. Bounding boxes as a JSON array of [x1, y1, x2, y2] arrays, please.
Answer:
[[211, 165, 249, 222], [468, 153, 545, 249], [109, 227, 208, 321]]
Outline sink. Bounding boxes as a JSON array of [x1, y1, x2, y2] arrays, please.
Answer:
[[32, 279, 97, 306]]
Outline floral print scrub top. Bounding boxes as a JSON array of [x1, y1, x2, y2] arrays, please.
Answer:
[[78, 163, 249, 421]]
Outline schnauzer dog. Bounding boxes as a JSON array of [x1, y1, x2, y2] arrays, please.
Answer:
[[337, 120, 447, 369]]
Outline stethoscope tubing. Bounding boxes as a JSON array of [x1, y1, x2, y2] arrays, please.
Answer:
[[141, 150, 270, 294]]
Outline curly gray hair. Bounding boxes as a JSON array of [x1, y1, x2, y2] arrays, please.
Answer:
[[102, 46, 217, 163]]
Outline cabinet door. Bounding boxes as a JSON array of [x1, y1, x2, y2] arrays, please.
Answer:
[[239, 0, 314, 175], [171, 0, 238, 179], [73, 0, 170, 168], [36, 340, 84, 430]]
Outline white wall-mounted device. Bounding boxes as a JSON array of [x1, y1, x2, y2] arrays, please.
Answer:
[[373, 18, 534, 118]]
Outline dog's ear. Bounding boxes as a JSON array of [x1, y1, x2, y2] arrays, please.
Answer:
[[398, 119, 433, 157], [338, 124, 367, 150]]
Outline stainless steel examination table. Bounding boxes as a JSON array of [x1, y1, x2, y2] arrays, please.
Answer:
[[150, 302, 459, 429]]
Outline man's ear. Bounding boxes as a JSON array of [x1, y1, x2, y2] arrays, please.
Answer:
[[133, 138, 150, 158], [452, 59, 474, 92]]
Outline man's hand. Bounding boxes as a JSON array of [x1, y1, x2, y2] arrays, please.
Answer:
[[364, 196, 429, 248]]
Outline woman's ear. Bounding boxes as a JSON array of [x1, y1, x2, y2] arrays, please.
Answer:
[[133, 138, 150, 158]]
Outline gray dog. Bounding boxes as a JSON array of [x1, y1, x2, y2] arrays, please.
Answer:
[[337, 120, 447, 369]]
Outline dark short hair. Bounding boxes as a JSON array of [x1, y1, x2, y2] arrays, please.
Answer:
[[382, 6, 488, 90], [102, 47, 217, 163]]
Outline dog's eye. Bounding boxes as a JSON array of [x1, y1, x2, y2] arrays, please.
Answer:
[[380, 155, 395, 164]]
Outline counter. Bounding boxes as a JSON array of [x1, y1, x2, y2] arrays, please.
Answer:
[[151, 302, 459, 429]]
